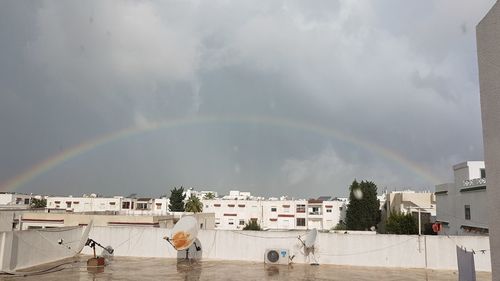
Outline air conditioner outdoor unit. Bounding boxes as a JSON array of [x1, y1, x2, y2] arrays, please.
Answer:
[[264, 249, 290, 265]]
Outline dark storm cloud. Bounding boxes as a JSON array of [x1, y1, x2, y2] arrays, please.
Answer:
[[0, 0, 494, 197]]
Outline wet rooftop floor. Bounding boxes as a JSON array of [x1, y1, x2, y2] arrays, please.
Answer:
[[0, 256, 492, 281]]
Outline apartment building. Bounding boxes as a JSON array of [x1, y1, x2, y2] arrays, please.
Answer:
[[380, 190, 436, 233], [45, 190, 347, 231], [435, 161, 488, 235], [0, 193, 34, 208], [202, 195, 346, 231], [47, 195, 169, 215]]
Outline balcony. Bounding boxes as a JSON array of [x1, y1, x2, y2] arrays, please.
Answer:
[[461, 178, 487, 193]]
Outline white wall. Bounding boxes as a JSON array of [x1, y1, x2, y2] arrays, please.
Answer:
[[82, 226, 491, 271], [0, 194, 32, 207], [477, 1, 500, 279], [0, 227, 85, 271]]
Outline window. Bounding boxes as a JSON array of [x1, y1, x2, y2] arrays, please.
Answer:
[[109, 202, 116, 205], [229, 219, 234, 225], [465, 205, 471, 220], [480, 168, 486, 179], [24, 198, 30, 205], [296, 204, 306, 213], [309, 207, 321, 215], [122, 202, 130, 209], [271, 207, 277, 212], [66, 202, 72, 208], [156, 203, 162, 210], [239, 220, 245, 226], [136, 203, 148, 210], [326, 209, 332, 213], [296, 218, 306, 226], [283, 206, 290, 213]]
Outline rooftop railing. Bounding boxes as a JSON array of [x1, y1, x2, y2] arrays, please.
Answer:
[[463, 178, 487, 187]]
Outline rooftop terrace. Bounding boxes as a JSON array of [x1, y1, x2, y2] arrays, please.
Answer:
[[0, 256, 492, 281]]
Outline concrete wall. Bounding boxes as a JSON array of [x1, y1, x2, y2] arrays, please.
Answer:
[[0, 227, 85, 271], [82, 227, 491, 271], [477, 1, 500, 279]]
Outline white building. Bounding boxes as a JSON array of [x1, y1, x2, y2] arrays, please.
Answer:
[[0, 193, 34, 208], [477, 1, 500, 277], [380, 190, 436, 234], [202, 195, 346, 231], [46, 195, 169, 215], [45, 190, 346, 231], [184, 188, 218, 200], [435, 161, 488, 235]]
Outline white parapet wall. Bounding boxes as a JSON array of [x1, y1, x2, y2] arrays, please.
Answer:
[[82, 226, 491, 272], [0, 227, 86, 272]]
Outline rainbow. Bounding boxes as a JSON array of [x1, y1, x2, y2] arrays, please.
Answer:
[[0, 115, 442, 192]]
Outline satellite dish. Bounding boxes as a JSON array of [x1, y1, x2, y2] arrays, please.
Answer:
[[298, 228, 319, 265], [164, 216, 199, 251], [76, 220, 93, 253], [304, 228, 317, 248]]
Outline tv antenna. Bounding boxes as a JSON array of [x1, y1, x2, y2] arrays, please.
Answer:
[[298, 228, 319, 265], [163, 216, 201, 260], [85, 238, 114, 267]]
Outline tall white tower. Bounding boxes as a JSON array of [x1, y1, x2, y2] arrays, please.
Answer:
[[477, 1, 500, 279]]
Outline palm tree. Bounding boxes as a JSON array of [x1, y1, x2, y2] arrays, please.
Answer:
[[203, 192, 215, 200], [185, 195, 203, 213]]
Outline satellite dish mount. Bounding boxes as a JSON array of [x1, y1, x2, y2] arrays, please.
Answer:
[[298, 228, 319, 265], [163, 216, 201, 260]]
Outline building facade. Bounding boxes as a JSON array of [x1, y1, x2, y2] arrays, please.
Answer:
[[44, 190, 347, 231], [477, 1, 500, 277], [0, 193, 34, 208], [435, 161, 488, 235], [202, 196, 346, 231], [379, 190, 436, 234], [46, 195, 169, 215]]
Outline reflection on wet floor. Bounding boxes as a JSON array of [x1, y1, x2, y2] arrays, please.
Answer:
[[0, 256, 492, 281]]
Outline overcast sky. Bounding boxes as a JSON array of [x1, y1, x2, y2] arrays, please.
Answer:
[[0, 0, 495, 198]]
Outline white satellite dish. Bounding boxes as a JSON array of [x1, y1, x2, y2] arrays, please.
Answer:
[[304, 228, 317, 248], [164, 216, 199, 251], [298, 228, 319, 265], [76, 220, 93, 253]]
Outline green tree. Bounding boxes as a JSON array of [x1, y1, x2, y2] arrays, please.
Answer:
[[385, 213, 418, 234], [30, 198, 47, 208], [242, 219, 262, 231], [345, 180, 381, 230], [203, 192, 215, 200], [185, 195, 203, 213], [333, 221, 347, 231], [168, 186, 186, 212]]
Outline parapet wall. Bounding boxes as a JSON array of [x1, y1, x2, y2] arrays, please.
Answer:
[[0, 227, 85, 272], [82, 227, 491, 272]]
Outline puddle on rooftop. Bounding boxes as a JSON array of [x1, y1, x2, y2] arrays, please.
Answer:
[[0, 256, 492, 281]]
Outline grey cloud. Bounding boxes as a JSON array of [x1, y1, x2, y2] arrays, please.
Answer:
[[0, 0, 493, 197]]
